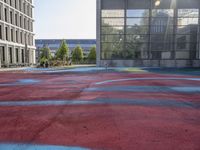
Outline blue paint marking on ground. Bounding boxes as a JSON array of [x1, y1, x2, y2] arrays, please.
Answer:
[[0, 79, 41, 87], [171, 87, 200, 92], [18, 79, 41, 84], [24, 67, 107, 73], [95, 78, 200, 85], [0, 98, 198, 109], [85, 86, 200, 93], [0, 143, 89, 150]]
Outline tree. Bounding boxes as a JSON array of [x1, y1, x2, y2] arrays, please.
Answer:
[[40, 46, 52, 66], [56, 40, 69, 62], [72, 45, 84, 63], [40, 46, 52, 60], [87, 46, 96, 63]]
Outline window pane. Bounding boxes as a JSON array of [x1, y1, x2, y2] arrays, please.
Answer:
[[127, 9, 149, 17], [176, 51, 190, 59], [178, 18, 198, 25], [176, 51, 197, 59], [151, 34, 173, 43], [151, 51, 172, 59], [102, 18, 124, 26], [102, 10, 124, 17], [102, 0, 125, 9], [151, 43, 173, 51], [125, 42, 148, 51], [126, 26, 149, 34], [101, 26, 124, 34], [152, 9, 174, 17], [152, 0, 175, 9], [101, 35, 124, 42], [176, 34, 197, 44], [178, 9, 199, 17], [128, 0, 150, 9], [177, 25, 198, 34], [102, 42, 123, 52], [126, 35, 149, 43], [127, 18, 149, 26], [176, 42, 197, 51], [151, 25, 173, 34]]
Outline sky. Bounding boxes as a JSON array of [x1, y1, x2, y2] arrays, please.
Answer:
[[34, 0, 96, 39]]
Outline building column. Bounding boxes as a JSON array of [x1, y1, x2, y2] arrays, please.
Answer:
[[2, 23, 5, 41], [12, 46, 16, 64], [0, 3, 3, 21], [4, 44, 9, 66], [96, 0, 101, 66], [18, 48, 22, 64], [33, 49, 36, 64], [28, 48, 32, 64]]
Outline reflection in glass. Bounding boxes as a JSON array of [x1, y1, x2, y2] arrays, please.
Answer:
[[100, 6, 200, 60], [151, 43, 173, 51], [101, 26, 124, 34], [126, 35, 148, 43], [126, 26, 149, 34], [152, 9, 174, 17], [151, 25, 173, 34], [101, 35, 124, 42], [102, 18, 124, 26], [151, 34, 173, 43], [125, 42, 148, 59], [102, 10, 124, 18], [178, 18, 198, 25], [151, 9, 174, 55], [127, 18, 149, 26], [178, 9, 199, 18], [127, 9, 149, 17], [102, 42, 124, 59]]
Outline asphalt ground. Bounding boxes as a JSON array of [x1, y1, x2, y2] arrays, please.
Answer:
[[0, 67, 200, 150]]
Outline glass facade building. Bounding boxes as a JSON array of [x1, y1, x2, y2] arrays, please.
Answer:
[[96, 0, 200, 67]]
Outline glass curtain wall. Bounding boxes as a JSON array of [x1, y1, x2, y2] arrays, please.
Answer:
[[101, 10, 125, 59], [150, 9, 174, 59], [100, 0, 200, 60], [176, 9, 199, 59]]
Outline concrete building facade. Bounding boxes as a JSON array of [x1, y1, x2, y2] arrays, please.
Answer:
[[0, 0, 35, 68], [97, 0, 200, 67]]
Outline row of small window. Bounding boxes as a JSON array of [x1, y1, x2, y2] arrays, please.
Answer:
[[0, 46, 26, 63], [0, 25, 34, 46], [101, 50, 198, 60], [0, 6, 33, 32], [2, 0, 33, 17], [102, 17, 199, 26], [101, 34, 198, 43], [101, 42, 198, 51], [102, 9, 199, 18], [101, 25, 199, 34]]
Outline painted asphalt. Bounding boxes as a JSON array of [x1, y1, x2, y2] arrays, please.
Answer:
[[0, 79, 41, 86], [0, 98, 198, 108], [0, 67, 200, 150], [85, 86, 200, 93]]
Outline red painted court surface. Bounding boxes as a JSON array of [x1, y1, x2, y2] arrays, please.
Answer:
[[0, 68, 200, 150]]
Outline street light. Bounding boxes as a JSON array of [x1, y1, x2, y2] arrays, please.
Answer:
[[155, 0, 161, 6]]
